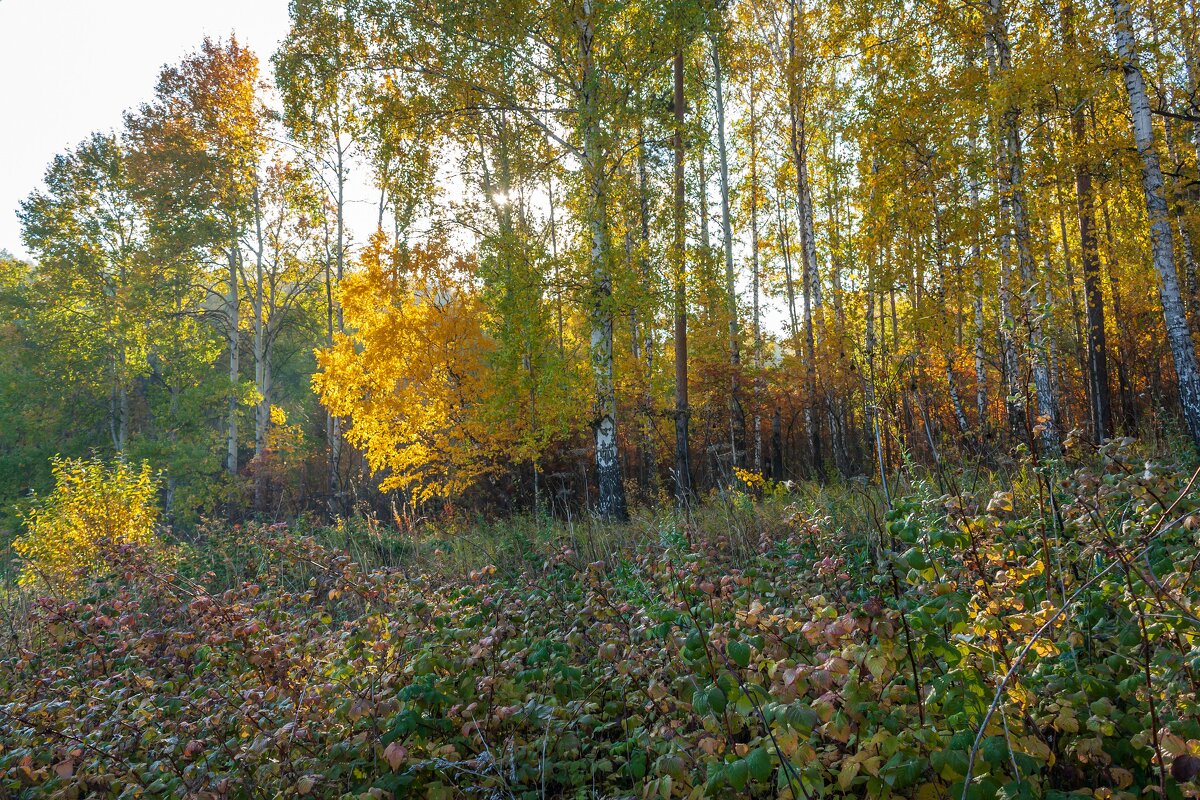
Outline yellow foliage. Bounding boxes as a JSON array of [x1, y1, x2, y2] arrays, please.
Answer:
[[15, 456, 160, 591], [266, 405, 306, 462], [315, 233, 504, 502], [269, 405, 290, 427], [733, 466, 765, 490]]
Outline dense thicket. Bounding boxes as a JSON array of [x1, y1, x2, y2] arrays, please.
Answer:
[[3, 450, 1200, 798]]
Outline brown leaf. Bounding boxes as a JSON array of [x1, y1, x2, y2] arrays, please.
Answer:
[[384, 741, 408, 771]]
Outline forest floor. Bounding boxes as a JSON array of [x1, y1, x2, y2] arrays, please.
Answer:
[[3, 440, 1200, 799]]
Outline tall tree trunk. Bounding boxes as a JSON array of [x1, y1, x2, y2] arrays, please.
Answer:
[[864, 157, 883, 468], [792, 106, 822, 479], [328, 147, 347, 511], [890, 286, 914, 450], [879, 281, 895, 470], [1164, 113, 1200, 320], [548, 174, 564, 353], [826, 133, 851, 476], [778, 194, 800, 342], [672, 48, 693, 504], [115, 254, 130, 455], [749, 82, 764, 475], [1048, 122, 1088, 392], [1074, 109, 1113, 442], [712, 36, 745, 471], [967, 122, 989, 434], [252, 183, 270, 512], [116, 358, 129, 454], [1061, 0, 1114, 444], [1099, 190, 1139, 432], [1150, 15, 1200, 319], [227, 243, 239, 476], [865, 253, 880, 469], [787, 0, 824, 479], [1187, 2, 1200, 305], [1111, 0, 1200, 448], [771, 406, 784, 480], [323, 231, 336, 504], [1188, 0, 1200, 171], [636, 129, 659, 492], [930, 170, 971, 438], [985, 34, 1024, 441], [580, 0, 628, 520], [990, 0, 1060, 454]]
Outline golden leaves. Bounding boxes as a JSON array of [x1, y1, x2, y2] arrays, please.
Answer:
[[315, 233, 499, 502], [14, 456, 160, 592]]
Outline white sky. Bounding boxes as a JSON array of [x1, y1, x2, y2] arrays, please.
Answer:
[[0, 0, 292, 259]]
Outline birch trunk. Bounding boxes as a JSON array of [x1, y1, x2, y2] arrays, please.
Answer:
[[787, 0, 824, 479], [967, 122, 989, 433], [778, 195, 800, 343], [989, 0, 1060, 454], [1163, 114, 1200, 319], [985, 35, 1023, 439], [712, 36, 745, 470], [1111, 0, 1200, 447], [116, 359, 129, 454], [328, 147, 346, 510], [636, 129, 659, 492], [579, 0, 628, 520], [252, 183, 269, 511], [749, 83, 764, 475], [227, 243, 239, 476], [929, 168, 971, 438]]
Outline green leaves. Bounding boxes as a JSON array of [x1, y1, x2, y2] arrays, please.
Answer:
[[708, 684, 728, 714], [5, 462, 1200, 800], [726, 757, 750, 791], [726, 639, 751, 668], [746, 746, 773, 781], [932, 747, 971, 780]]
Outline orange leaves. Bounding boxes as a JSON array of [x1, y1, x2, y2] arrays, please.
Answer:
[[126, 36, 265, 233], [51, 758, 74, 780]]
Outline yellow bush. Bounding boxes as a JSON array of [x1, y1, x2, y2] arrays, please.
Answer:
[[15, 456, 160, 590], [733, 467, 766, 491]]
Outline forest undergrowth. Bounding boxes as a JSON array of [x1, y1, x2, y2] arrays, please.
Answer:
[[3, 439, 1200, 800]]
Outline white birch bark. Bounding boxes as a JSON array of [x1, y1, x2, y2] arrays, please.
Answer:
[[711, 35, 745, 470], [1111, 0, 1200, 447]]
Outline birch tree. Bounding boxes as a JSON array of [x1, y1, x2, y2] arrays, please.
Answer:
[[1110, 0, 1200, 448]]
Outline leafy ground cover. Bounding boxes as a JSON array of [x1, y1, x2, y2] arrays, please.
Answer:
[[3, 443, 1200, 799]]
